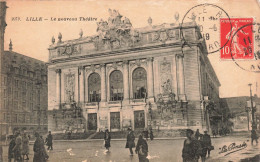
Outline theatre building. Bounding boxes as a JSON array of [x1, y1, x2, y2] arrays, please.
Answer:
[[47, 10, 221, 133]]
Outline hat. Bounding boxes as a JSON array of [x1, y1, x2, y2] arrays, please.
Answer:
[[127, 127, 132, 131]]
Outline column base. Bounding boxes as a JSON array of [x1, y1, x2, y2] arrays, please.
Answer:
[[178, 94, 187, 101]]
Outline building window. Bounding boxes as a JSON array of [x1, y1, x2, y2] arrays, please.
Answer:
[[6, 114, 10, 122], [132, 67, 147, 99], [3, 113, 6, 122], [88, 73, 101, 102], [14, 114, 18, 123], [4, 100, 7, 109], [15, 91, 18, 98], [14, 101, 18, 109], [109, 70, 123, 101], [4, 89, 7, 97], [15, 80, 19, 88], [4, 77, 7, 86]]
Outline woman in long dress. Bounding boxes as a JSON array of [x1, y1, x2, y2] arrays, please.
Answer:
[[22, 133, 30, 160], [104, 129, 111, 152]]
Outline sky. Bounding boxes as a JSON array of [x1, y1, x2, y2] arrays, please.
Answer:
[[3, 0, 260, 98]]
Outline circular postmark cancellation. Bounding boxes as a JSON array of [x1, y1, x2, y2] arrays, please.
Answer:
[[229, 22, 260, 73], [180, 3, 232, 54]]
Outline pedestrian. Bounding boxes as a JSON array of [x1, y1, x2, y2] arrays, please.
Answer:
[[143, 128, 149, 141], [68, 131, 72, 140], [13, 131, 22, 162], [195, 129, 200, 140], [251, 129, 259, 144], [135, 134, 149, 162], [22, 133, 30, 160], [182, 129, 201, 162], [104, 129, 111, 152], [125, 127, 135, 156], [8, 135, 16, 162], [33, 132, 47, 162], [212, 129, 216, 138], [149, 128, 154, 141], [203, 131, 212, 157], [45, 131, 53, 150], [198, 134, 207, 162]]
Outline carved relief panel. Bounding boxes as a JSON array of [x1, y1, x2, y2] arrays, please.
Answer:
[[159, 57, 173, 95], [64, 72, 75, 103]]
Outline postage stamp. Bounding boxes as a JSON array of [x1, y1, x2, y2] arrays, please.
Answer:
[[220, 18, 254, 60]]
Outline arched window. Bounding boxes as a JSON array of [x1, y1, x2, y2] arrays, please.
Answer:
[[88, 73, 101, 102], [109, 70, 123, 101], [132, 67, 147, 99]]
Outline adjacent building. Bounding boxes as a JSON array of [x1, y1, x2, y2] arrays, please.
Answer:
[[47, 10, 221, 133], [220, 95, 260, 131], [0, 2, 48, 137]]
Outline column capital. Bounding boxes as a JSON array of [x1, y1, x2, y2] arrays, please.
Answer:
[[55, 69, 61, 73], [78, 66, 84, 70], [100, 63, 106, 68], [176, 53, 184, 58], [122, 60, 129, 65]]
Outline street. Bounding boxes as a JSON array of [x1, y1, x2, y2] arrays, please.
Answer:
[[1, 135, 260, 162]]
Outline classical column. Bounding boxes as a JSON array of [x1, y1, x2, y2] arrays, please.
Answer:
[[176, 54, 186, 100], [100, 64, 107, 102], [79, 66, 85, 104], [147, 58, 154, 101], [123, 60, 129, 101], [55, 69, 61, 109]]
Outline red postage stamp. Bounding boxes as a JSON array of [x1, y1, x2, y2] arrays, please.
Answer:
[[220, 18, 254, 60]]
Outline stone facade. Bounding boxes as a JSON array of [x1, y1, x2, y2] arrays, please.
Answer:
[[47, 10, 221, 133], [0, 2, 48, 137]]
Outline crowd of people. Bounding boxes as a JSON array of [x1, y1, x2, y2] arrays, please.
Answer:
[[182, 129, 213, 162], [103, 127, 152, 162], [7, 131, 53, 162], [6, 127, 258, 162]]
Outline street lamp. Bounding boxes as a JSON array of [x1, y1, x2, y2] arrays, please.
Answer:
[[248, 83, 256, 130]]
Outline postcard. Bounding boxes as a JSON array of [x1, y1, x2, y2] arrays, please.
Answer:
[[0, 0, 260, 162]]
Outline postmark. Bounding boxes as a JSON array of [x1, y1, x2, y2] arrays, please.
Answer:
[[180, 3, 232, 54], [221, 18, 254, 60], [229, 22, 260, 73]]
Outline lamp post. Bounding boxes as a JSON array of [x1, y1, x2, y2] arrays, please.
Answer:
[[245, 106, 251, 131], [248, 83, 256, 129]]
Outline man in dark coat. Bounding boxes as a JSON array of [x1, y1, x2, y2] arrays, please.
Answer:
[[251, 129, 258, 144], [203, 131, 212, 157], [33, 132, 47, 162], [149, 128, 154, 141], [143, 128, 149, 141], [135, 134, 149, 162], [195, 129, 200, 140], [13, 131, 22, 162], [182, 129, 201, 162], [198, 134, 207, 162], [104, 129, 111, 151], [8, 135, 16, 162], [45, 131, 53, 150], [125, 127, 135, 155]]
